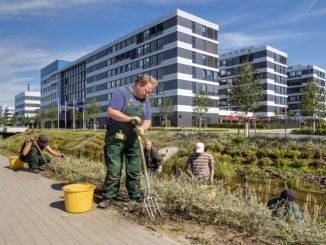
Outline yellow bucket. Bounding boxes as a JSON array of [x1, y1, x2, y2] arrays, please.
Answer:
[[9, 156, 24, 170], [199, 185, 217, 200], [62, 184, 95, 213]]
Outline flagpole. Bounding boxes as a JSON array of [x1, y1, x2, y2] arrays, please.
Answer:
[[57, 97, 60, 130], [83, 97, 85, 130], [65, 101, 67, 131], [73, 100, 75, 131]]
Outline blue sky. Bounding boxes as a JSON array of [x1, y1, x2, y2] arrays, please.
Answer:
[[1, 0, 326, 106]]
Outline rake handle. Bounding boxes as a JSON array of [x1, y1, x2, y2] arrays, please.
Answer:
[[137, 135, 151, 195], [33, 140, 48, 165]]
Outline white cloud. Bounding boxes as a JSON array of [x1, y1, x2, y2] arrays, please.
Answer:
[[0, 0, 104, 14], [219, 32, 309, 52], [0, 39, 96, 106], [282, 0, 322, 23]]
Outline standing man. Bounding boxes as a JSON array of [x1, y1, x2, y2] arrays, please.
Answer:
[[99, 75, 157, 208], [186, 142, 214, 184], [144, 139, 162, 173], [19, 134, 64, 173]]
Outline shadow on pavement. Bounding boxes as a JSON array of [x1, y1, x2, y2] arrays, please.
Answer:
[[51, 183, 68, 191], [4, 166, 29, 172], [50, 201, 66, 211]]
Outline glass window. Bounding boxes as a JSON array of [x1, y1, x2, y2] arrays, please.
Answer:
[[192, 36, 196, 48], [192, 67, 196, 78], [192, 52, 196, 63], [191, 21, 196, 33], [201, 25, 207, 36], [192, 82, 196, 93]]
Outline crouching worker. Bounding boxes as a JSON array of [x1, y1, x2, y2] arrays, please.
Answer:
[[186, 142, 214, 185], [144, 139, 162, 174], [267, 188, 304, 224], [19, 134, 64, 173]]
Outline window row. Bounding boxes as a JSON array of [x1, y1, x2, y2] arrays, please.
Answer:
[[41, 74, 58, 86], [62, 63, 86, 78], [86, 38, 165, 74]]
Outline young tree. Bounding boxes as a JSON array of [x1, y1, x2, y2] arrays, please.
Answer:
[[85, 99, 100, 130], [193, 88, 209, 130], [300, 79, 325, 133], [158, 96, 174, 129], [9, 113, 17, 126], [228, 60, 263, 137], [0, 114, 5, 126], [47, 105, 57, 129]]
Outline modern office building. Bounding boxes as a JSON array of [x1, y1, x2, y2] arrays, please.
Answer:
[[287, 64, 326, 117], [3, 106, 15, 122], [15, 85, 41, 124], [218, 45, 288, 117], [40, 9, 219, 127], [41, 60, 71, 109]]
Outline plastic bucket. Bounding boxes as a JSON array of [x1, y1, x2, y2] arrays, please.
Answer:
[[62, 184, 95, 213], [199, 185, 217, 200], [9, 156, 24, 170]]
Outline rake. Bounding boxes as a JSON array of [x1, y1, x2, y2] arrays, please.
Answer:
[[137, 133, 161, 221]]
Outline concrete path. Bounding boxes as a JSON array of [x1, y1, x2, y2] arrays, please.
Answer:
[[0, 155, 179, 245]]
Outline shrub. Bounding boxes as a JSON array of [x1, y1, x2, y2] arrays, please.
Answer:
[[231, 135, 247, 145], [290, 158, 307, 169], [284, 150, 302, 159], [177, 148, 189, 158], [274, 158, 291, 168], [258, 157, 273, 167]]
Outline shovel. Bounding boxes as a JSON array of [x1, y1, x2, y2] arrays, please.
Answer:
[[136, 131, 161, 221]]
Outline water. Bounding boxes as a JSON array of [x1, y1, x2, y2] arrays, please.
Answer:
[[224, 177, 326, 219]]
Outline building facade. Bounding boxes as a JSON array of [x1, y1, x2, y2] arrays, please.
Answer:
[[41, 60, 71, 109], [15, 87, 41, 124], [219, 45, 288, 117], [3, 106, 15, 123], [287, 65, 326, 117], [40, 9, 219, 127]]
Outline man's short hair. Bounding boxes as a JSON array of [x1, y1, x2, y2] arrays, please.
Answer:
[[135, 74, 157, 87], [280, 188, 295, 202]]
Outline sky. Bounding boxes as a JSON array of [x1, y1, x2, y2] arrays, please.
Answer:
[[1, 0, 326, 106]]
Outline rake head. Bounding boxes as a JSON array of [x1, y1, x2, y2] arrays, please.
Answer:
[[144, 195, 161, 221]]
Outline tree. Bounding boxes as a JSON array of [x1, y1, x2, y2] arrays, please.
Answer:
[[158, 96, 174, 129], [85, 99, 100, 130], [9, 113, 17, 126], [300, 79, 325, 133], [0, 114, 5, 126], [23, 115, 33, 127], [47, 105, 57, 129], [193, 88, 209, 130], [228, 60, 263, 137]]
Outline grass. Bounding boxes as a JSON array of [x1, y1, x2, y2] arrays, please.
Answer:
[[45, 156, 326, 245]]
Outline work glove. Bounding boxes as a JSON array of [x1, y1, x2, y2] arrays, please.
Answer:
[[134, 126, 145, 136], [129, 116, 142, 126]]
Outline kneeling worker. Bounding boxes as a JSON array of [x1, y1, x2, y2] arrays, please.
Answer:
[[19, 134, 64, 173]]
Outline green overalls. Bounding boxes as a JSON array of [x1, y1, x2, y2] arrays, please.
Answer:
[[103, 87, 145, 200], [19, 144, 51, 171]]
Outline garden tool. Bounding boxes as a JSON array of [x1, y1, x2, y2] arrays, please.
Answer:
[[136, 127, 161, 221], [33, 138, 48, 165]]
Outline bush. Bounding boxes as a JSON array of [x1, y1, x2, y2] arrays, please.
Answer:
[[290, 158, 306, 169], [177, 148, 189, 158], [231, 135, 247, 145], [258, 157, 273, 167], [274, 158, 291, 168], [284, 150, 302, 159]]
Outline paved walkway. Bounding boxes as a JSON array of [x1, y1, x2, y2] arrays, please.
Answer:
[[0, 155, 179, 245]]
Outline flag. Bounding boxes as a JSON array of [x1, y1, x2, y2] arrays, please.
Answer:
[[83, 97, 86, 108], [73, 98, 77, 106], [64, 101, 67, 111]]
